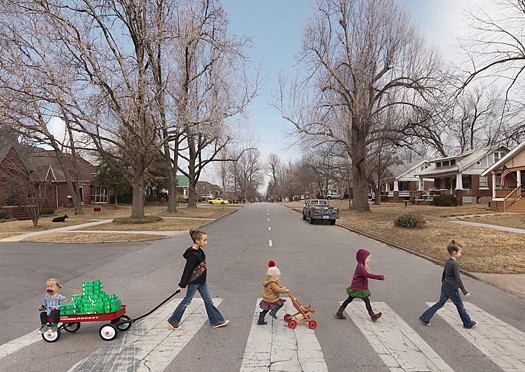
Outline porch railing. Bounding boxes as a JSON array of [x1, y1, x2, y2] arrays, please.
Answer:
[[503, 186, 521, 212]]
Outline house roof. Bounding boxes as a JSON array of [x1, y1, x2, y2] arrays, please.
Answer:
[[29, 148, 95, 183], [481, 141, 525, 176], [387, 160, 428, 180], [176, 175, 189, 187], [417, 146, 503, 177]]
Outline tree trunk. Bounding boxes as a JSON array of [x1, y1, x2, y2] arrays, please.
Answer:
[[131, 174, 145, 219]]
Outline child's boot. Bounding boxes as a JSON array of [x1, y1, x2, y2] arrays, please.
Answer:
[[335, 306, 347, 320], [269, 305, 282, 319], [369, 311, 382, 322], [37, 323, 48, 334], [257, 312, 267, 325], [49, 323, 58, 333]]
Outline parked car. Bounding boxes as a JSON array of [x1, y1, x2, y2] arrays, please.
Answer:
[[208, 198, 229, 205], [302, 199, 339, 225], [326, 192, 341, 200]]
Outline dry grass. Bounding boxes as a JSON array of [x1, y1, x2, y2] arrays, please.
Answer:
[[286, 200, 525, 274], [0, 204, 236, 240], [23, 232, 166, 243]]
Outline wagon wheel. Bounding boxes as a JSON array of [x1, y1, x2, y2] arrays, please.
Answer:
[[99, 324, 118, 341], [309, 320, 317, 329], [64, 322, 81, 332], [284, 314, 292, 322], [288, 320, 297, 329], [112, 315, 132, 331], [42, 329, 61, 342]]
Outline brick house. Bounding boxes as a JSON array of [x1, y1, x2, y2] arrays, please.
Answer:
[[1, 131, 110, 219], [416, 146, 509, 206]]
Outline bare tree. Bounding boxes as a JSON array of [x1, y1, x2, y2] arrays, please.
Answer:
[[279, 0, 442, 211], [460, 0, 525, 146], [0, 0, 174, 219], [167, 0, 258, 208], [0, 141, 51, 226]]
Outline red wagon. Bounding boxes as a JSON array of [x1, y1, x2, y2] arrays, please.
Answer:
[[42, 304, 131, 342]]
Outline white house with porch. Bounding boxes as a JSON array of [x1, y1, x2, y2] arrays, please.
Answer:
[[416, 146, 509, 206]]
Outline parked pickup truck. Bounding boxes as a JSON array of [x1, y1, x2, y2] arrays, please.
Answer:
[[302, 199, 339, 225]]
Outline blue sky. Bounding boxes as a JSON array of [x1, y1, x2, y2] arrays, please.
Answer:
[[220, 0, 475, 175]]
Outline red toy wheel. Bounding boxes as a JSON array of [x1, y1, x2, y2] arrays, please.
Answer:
[[309, 320, 317, 329], [288, 320, 297, 329], [42, 329, 61, 342], [99, 324, 117, 341], [284, 314, 292, 322]]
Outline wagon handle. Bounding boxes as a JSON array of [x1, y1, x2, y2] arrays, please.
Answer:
[[115, 289, 181, 327]]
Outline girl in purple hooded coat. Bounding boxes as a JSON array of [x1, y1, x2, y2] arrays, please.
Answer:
[[335, 249, 385, 321]]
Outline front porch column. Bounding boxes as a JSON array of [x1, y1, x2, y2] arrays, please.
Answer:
[[455, 189, 464, 206], [393, 181, 399, 192], [418, 177, 424, 191], [492, 173, 496, 198], [455, 173, 463, 190], [518, 170, 522, 187]]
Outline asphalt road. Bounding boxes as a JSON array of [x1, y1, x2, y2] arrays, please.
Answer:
[[0, 202, 523, 371]]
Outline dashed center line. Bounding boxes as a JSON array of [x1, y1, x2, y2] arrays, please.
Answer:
[[269, 240, 273, 247]]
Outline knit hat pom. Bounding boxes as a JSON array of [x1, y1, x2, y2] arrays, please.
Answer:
[[266, 260, 281, 277]]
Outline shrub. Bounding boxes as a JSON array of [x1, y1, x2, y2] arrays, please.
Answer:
[[432, 195, 457, 206], [113, 216, 162, 224], [0, 210, 9, 220], [394, 213, 424, 228], [40, 208, 55, 216]]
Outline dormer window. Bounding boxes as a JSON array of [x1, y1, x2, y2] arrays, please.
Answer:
[[494, 151, 507, 162]]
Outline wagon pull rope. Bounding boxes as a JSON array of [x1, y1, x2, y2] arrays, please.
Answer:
[[115, 289, 180, 327]]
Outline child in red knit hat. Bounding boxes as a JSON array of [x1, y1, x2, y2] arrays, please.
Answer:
[[335, 249, 385, 322], [258, 260, 289, 325]]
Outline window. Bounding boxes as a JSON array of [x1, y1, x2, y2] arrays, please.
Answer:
[[479, 176, 488, 188], [436, 162, 441, 168], [494, 151, 507, 163], [450, 159, 456, 166], [90, 187, 107, 203]]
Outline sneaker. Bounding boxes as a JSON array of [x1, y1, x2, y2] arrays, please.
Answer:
[[167, 320, 180, 329], [37, 324, 48, 334], [420, 320, 431, 326], [465, 321, 477, 329], [49, 324, 57, 333], [212, 320, 229, 329]]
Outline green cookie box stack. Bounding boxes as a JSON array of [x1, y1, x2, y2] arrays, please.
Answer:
[[60, 280, 122, 315]]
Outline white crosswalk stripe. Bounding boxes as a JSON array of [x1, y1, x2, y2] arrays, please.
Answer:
[[68, 298, 221, 372], [2, 299, 525, 371], [428, 302, 525, 372], [240, 298, 327, 372], [346, 301, 454, 371]]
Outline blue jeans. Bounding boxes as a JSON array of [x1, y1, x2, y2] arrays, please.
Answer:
[[420, 287, 475, 328], [168, 282, 224, 327]]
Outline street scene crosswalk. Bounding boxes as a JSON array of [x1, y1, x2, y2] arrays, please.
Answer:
[[1, 298, 524, 371]]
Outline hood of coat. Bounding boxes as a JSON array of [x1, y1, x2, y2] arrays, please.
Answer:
[[356, 249, 370, 265], [183, 246, 205, 261], [263, 275, 279, 287]]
